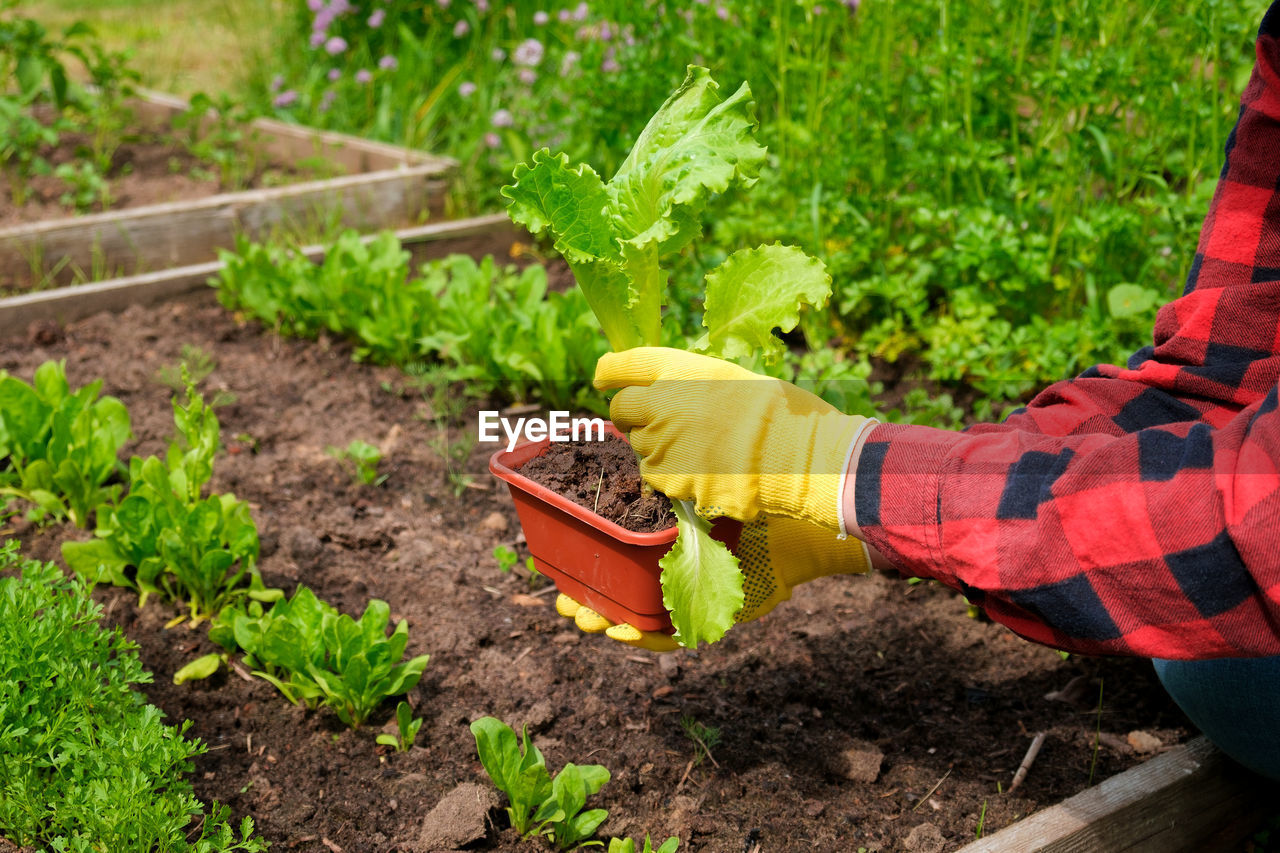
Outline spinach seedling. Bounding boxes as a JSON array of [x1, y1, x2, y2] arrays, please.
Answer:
[[327, 439, 387, 486], [608, 837, 680, 853], [376, 701, 423, 753], [471, 716, 612, 847], [504, 66, 833, 648]]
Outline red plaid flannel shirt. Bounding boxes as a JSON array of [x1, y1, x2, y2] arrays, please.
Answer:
[[849, 5, 1280, 660]]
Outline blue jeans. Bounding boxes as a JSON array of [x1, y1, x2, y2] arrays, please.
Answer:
[[1153, 655, 1280, 781]]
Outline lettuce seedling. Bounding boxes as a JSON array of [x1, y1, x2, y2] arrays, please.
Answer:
[[376, 700, 423, 752], [608, 836, 680, 853], [0, 360, 130, 527], [327, 438, 387, 486], [211, 586, 430, 728], [471, 716, 612, 847], [61, 375, 276, 625], [503, 66, 832, 647]]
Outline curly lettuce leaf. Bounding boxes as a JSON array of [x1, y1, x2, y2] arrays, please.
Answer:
[[502, 65, 766, 351], [697, 244, 832, 361], [659, 501, 744, 648]]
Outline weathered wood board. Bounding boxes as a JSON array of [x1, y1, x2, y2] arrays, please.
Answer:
[[956, 736, 1279, 853], [0, 214, 518, 339], [1, 91, 456, 291]]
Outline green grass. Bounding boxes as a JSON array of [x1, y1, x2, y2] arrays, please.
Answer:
[[23, 0, 280, 96]]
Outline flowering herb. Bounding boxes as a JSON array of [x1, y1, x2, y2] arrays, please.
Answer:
[[503, 66, 831, 647]]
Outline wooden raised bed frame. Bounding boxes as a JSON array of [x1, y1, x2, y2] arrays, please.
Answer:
[[0, 90, 456, 292]]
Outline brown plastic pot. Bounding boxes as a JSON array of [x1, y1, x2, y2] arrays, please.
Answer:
[[489, 424, 740, 633]]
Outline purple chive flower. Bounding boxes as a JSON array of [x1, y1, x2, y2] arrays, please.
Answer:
[[533, 10, 549, 24], [270, 74, 284, 91], [601, 51, 620, 73], [307, 0, 324, 11], [518, 68, 537, 85], [715, 5, 728, 20], [368, 8, 385, 27], [329, 0, 352, 14], [558, 8, 571, 22], [484, 131, 501, 148], [491, 108, 514, 128], [491, 47, 506, 62], [598, 22, 613, 40], [573, 1, 589, 21], [273, 89, 298, 108], [320, 89, 337, 111], [476, 0, 490, 11], [355, 68, 372, 83], [327, 67, 341, 81], [513, 38, 544, 66], [560, 50, 580, 72], [324, 36, 348, 55], [310, 31, 327, 48], [458, 80, 477, 97], [437, 0, 450, 7], [453, 19, 470, 37], [379, 55, 398, 70]]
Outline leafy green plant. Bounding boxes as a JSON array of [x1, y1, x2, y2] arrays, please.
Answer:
[[471, 716, 612, 849], [0, 540, 266, 852], [0, 359, 130, 527], [493, 544, 519, 573], [376, 700, 424, 753], [214, 232, 607, 409], [608, 837, 680, 853], [210, 585, 430, 728], [504, 66, 832, 648], [61, 374, 277, 625], [327, 438, 387, 486], [680, 716, 722, 767]]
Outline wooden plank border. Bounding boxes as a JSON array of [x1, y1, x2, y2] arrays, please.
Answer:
[[0, 214, 517, 339], [956, 736, 1279, 853], [1, 91, 456, 291]]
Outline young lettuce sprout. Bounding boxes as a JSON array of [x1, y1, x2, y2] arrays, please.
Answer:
[[503, 66, 832, 647]]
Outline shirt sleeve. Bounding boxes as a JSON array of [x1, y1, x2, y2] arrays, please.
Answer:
[[847, 3, 1280, 660]]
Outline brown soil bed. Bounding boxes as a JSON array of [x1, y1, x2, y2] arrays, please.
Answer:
[[3, 299, 1191, 853], [519, 437, 675, 533]]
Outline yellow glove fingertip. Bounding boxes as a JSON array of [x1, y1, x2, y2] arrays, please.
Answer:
[[574, 606, 613, 634], [555, 593, 582, 619], [605, 623, 681, 652]]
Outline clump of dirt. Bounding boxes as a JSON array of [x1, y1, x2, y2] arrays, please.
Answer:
[[518, 436, 675, 533]]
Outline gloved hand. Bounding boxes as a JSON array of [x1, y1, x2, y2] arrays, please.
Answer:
[[594, 347, 875, 532], [555, 514, 873, 651]]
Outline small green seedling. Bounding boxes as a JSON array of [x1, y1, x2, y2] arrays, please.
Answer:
[[494, 545, 519, 573], [376, 700, 424, 753], [471, 716, 611, 848], [679, 716, 721, 767], [608, 837, 679, 853], [328, 439, 387, 487], [209, 586, 430, 728]]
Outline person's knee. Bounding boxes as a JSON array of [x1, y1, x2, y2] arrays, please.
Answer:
[[1153, 656, 1280, 782]]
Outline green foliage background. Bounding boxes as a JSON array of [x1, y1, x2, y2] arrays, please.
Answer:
[[253, 0, 1256, 411]]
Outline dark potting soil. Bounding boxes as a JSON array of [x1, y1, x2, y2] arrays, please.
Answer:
[[518, 436, 675, 533], [2, 296, 1195, 853]]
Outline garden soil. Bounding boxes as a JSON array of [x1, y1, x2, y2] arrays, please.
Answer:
[[4, 299, 1192, 853], [0, 129, 326, 245]]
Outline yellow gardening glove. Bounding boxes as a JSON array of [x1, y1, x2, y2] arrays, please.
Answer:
[[556, 515, 873, 651], [594, 347, 875, 531]]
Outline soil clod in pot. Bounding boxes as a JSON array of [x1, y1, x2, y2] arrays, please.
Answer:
[[517, 435, 674, 533]]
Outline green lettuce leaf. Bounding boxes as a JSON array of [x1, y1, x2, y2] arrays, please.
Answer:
[[659, 501, 744, 648], [502, 65, 766, 352], [697, 243, 832, 361]]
